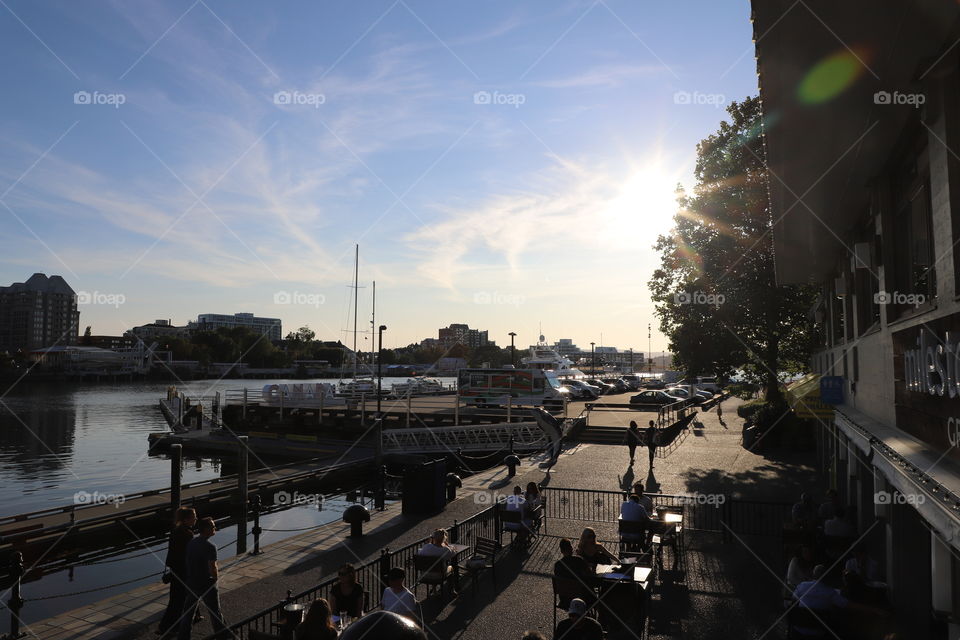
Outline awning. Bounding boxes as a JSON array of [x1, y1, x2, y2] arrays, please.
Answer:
[[785, 373, 834, 418]]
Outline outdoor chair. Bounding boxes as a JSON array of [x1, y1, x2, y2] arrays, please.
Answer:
[[499, 507, 529, 547], [413, 553, 456, 600], [786, 604, 834, 638], [617, 519, 648, 553], [464, 536, 501, 597]]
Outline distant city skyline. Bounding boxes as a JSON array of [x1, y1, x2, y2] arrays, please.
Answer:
[[0, 1, 757, 352]]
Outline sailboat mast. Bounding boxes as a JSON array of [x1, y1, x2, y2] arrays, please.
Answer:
[[353, 244, 358, 378], [372, 280, 376, 370]]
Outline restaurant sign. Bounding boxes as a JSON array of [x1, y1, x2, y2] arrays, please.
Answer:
[[892, 313, 960, 463]]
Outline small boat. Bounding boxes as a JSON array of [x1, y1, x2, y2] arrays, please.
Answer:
[[521, 335, 587, 379]]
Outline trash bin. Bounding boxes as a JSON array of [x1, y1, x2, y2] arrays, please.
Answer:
[[401, 459, 446, 515]]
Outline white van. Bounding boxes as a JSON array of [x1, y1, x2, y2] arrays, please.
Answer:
[[690, 376, 721, 393]]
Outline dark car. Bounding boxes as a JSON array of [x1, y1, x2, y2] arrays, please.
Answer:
[[586, 378, 616, 395], [601, 378, 629, 393], [665, 387, 706, 404], [629, 390, 684, 405]]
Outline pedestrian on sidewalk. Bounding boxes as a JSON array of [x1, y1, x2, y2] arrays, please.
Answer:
[[625, 421, 642, 465], [178, 517, 228, 640], [646, 420, 659, 470], [717, 399, 724, 426], [157, 507, 196, 637]]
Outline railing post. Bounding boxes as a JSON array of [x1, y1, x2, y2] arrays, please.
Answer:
[[237, 436, 249, 554], [6, 552, 24, 639], [319, 391, 324, 425], [250, 494, 262, 555], [170, 443, 182, 512], [450, 519, 459, 544], [375, 465, 386, 511], [378, 548, 391, 594], [213, 392, 220, 428], [494, 505, 502, 547], [242, 387, 248, 420], [507, 396, 512, 422], [454, 394, 459, 426]]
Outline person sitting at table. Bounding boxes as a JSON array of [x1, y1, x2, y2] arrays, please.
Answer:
[[553, 598, 603, 640], [330, 563, 364, 619], [524, 482, 544, 528], [791, 493, 817, 530], [381, 568, 417, 619], [505, 485, 532, 547], [786, 545, 816, 593], [844, 548, 881, 582], [295, 598, 338, 640], [418, 529, 454, 560], [817, 489, 842, 522], [793, 565, 886, 635], [619, 493, 653, 545], [823, 508, 855, 538], [576, 527, 616, 567], [553, 538, 595, 600]]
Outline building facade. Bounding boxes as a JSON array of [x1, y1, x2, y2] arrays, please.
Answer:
[[437, 323, 491, 348], [127, 319, 191, 343], [0, 273, 79, 352], [190, 313, 282, 341], [754, 2, 960, 636]]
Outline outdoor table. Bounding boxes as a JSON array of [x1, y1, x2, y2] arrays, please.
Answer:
[[448, 543, 471, 585], [593, 563, 652, 631]]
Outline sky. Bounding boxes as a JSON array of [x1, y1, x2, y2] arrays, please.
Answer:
[[0, 0, 758, 354]]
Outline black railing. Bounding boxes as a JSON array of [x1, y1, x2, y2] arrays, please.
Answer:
[[207, 504, 496, 640], [540, 486, 791, 539]]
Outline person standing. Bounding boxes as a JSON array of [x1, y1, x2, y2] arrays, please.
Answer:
[[178, 517, 228, 640], [716, 399, 724, 425], [157, 507, 196, 637], [625, 421, 642, 465], [646, 420, 659, 470]]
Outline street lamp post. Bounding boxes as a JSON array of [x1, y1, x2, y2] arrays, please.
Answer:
[[376, 325, 386, 465], [648, 323, 652, 374], [508, 332, 517, 367], [590, 342, 595, 376]]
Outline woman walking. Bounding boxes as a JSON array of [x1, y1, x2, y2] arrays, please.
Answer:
[[157, 507, 196, 637], [625, 421, 642, 465]]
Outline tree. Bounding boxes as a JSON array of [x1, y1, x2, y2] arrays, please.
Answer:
[[80, 326, 92, 346], [648, 96, 816, 402]]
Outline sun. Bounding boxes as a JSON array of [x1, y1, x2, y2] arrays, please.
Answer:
[[600, 166, 682, 241]]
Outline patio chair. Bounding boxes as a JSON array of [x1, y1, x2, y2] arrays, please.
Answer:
[[413, 553, 456, 599], [464, 536, 501, 597], [552, 576, 592, 630], [499, 507, 529, 547], [617, 519, 648, 553]]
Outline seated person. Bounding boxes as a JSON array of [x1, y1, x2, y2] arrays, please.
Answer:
[[505, 485, 532, 545], [823, 509, 855, 538], [786, 545, 816, 593], [554, 598, 603, 640], [575, 527, 616, 567], [381, 568, 417, 618], [636, 489, 654, 515], [418, 529, 454, 561], [791, 493, 817, 530], [619, 494, 651, 544], [793, 565, 886, 634], [844, 548, 881, 583], [553, 538, 595, 601], [295, 598, 338, 640], [330, 563, 364, 618], [524, 481, 544, 526], [817, 489, 841, 522]]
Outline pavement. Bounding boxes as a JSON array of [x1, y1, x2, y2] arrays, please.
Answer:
[[36, 394, 823, 639]]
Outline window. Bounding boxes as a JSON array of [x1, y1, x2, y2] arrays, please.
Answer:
[[889, 137, 935, 319]]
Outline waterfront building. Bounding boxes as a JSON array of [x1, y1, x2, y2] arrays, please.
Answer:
[[189, 313, 282, 341], [437, 323, 492, 348], [0, 273, 79, 352], [754, 1, 960, 634], [127, 319, 190, 343]]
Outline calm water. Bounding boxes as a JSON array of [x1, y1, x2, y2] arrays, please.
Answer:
[[0, 377, 436, 629], [0, 376, 451, 515]]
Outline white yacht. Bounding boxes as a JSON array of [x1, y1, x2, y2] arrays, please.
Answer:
[[390, 377, 445, 397], [521, 336, 586, 379]]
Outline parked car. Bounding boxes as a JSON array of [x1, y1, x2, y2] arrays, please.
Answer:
[[665, 387, 706, 404], [562, 379, 600, 399], [629, 390, 685, 405], [601, 378, 629, 393], [619, 374, 643, 390], [642, 378, 666, 390], [586, 378, 616, 395]]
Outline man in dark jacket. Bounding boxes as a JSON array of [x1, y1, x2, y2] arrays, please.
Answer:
[[158, 507, 196, 636]]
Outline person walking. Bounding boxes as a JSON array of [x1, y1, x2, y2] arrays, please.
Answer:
[[177, 517, 228, 640], [625, 421, 642, 465], [157, 507, 196, 637], [716, 398, 724, 426], [646, 420, 659, 470]]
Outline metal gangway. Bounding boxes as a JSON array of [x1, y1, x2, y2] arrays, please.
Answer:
[[381, 419, 558, 455]]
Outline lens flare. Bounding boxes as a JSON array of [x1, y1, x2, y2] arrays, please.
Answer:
[[797, 49, 867, 104]]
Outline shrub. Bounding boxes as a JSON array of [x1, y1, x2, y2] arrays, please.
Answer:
[[737, 399, 767, 421]]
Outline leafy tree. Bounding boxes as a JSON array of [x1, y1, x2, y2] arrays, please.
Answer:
[[648, 96, 816, 402]]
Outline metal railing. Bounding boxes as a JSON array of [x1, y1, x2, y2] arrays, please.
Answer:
[[208, 504, 497, 640]]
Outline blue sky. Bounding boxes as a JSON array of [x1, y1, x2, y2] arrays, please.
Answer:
[[0, 0, 757, 354]]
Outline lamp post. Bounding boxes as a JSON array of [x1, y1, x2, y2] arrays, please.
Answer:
[[508, 332, 516, 367], [647, 323, 652, 374], [590, 342, 595, 376], [376, 325, 386, 466]]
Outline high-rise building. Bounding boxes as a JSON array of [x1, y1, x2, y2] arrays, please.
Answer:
[[0, 273, 79, 351], [189, 313, 282, 341]]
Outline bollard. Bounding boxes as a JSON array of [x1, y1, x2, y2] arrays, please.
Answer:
[[445, 473, 462, 502], [343, 504, 370, 538], [170, 444, 183, 512], [504, 454, 520, 477], [375, 466, 386, 511], [237, 436, 249, 554], [250, 494, 263, 555], [6, 552, 24, 639]]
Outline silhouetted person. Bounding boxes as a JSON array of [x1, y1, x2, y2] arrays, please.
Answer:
[[646, 421, 659, 469], [625, 421, 641, 465], [158, 507, 196, 637]]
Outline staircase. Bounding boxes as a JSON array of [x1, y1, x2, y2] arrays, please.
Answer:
[[575, 425, 627, 445]]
